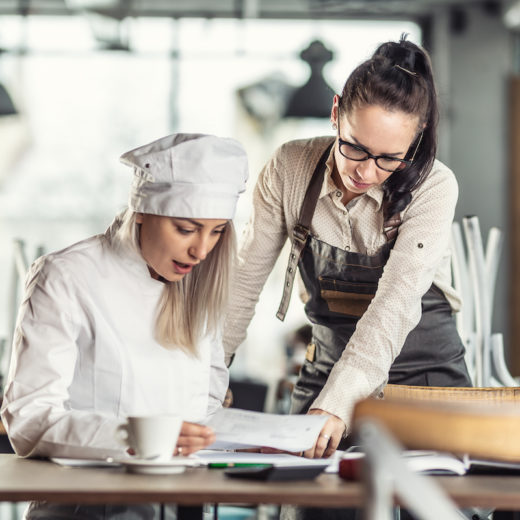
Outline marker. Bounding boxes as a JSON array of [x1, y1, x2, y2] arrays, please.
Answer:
[[208, 463, 273, 469]]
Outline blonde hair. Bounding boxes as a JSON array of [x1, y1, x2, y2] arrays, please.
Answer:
[[107, 208, 236, 356]]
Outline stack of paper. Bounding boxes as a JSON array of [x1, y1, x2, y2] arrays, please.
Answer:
[[206, 408, 328, 452]]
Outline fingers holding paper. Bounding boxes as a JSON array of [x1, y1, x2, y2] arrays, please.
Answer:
[[303, 409, 346, 459], [174, 422, 215, 456]]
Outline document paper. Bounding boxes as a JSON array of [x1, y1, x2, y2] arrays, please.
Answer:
[[206, 408, 328, 452], [196, 449, 341, 471]]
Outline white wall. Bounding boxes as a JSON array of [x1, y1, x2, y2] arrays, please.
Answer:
[[432, 6, 512, 354]]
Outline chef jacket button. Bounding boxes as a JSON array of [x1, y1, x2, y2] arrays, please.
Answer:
[[290, 254, 296, 260], [345, 245, 350, 251], [335, 190, 342, 198], [288, 267, 293, 273], [145, 163, 150, 168], [286, 282, 290, 287], [418, 243, 424, 249]]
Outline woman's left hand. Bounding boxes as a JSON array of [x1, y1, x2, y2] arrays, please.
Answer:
[[303, 409, 346, 459], [174, 421, 215, 456]]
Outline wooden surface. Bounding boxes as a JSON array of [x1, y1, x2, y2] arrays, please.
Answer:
[[0, 455, 363, 507], [354, 396, 520, 462], [1, 455, 520, 510], [383, 384, 520, 404]]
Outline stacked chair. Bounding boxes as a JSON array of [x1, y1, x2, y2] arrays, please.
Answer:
[[1, 239, 42, 388], [451, 216, 516, 387], [0, 240, 43, 520]]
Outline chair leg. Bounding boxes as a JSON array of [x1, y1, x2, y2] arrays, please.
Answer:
[[177, 506, 204, 520]]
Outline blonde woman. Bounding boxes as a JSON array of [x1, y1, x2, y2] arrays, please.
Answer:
[[1, 133, 248, 465]]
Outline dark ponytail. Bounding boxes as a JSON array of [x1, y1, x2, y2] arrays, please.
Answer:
[[339, 34, 438, 219]]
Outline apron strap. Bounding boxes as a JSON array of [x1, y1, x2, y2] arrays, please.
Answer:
[[276, 141, 334, 321]]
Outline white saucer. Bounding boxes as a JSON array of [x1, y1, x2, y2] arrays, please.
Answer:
[[118, 456, 199, 475]]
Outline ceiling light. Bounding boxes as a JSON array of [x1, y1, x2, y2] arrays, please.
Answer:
[[284, 39, 335, 119], [0, 83, 17, 116]]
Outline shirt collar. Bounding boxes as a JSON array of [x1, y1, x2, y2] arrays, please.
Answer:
[[320, 145, 339, 198], [366, 184, 385, 210]]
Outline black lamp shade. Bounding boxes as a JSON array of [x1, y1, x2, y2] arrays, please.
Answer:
[[285, 40, 335, 119], [285, 75, 334, 118], [0, 83, 17, 116]]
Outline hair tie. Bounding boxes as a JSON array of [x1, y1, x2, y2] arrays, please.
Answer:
[[395, 64, 417, 76]]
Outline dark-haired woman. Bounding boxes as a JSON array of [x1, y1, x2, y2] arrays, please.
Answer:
[[223, 35, 471, 466]]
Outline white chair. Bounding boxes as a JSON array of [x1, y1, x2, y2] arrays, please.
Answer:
[[451, 216, 516, 387], [1, 239, 44, 391], [0, 238, 42, 520], [356, 419, 464, 520]]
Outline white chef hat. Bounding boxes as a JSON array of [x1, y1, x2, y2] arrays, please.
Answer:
[[120, 133, 248, 220]]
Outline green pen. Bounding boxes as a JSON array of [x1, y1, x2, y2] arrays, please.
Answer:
[[208, 463, 273, 469]]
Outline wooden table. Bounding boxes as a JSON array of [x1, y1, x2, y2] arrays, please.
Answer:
[[1, 454, 520, 517]]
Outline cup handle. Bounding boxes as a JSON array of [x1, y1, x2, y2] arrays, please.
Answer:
[[115, 423, 129, 447]]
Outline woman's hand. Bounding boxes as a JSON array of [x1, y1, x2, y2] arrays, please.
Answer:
[[174, 421, 215, 456], [303, 409, 346, 459]]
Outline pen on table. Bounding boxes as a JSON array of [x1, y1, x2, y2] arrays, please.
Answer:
[[208, 463, 273, 468]]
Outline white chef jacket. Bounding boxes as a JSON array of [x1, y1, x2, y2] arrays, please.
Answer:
[[1, 224, 228, 460]]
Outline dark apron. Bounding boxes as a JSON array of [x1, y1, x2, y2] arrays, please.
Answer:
[[277, 142, 471, 420]]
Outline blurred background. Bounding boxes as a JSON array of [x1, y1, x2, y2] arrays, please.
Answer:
[[0, 0, 516, 412]]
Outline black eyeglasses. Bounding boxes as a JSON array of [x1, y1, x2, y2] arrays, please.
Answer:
[[336, 108, 422, 173]]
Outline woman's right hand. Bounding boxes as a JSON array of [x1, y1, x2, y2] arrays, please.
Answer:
[[174, 422, 215, 456]]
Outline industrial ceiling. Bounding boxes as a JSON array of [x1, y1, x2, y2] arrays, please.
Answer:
[[0, 0, 506, 20]]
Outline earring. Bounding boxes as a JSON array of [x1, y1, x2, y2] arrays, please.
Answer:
[[332, 123, 337, 130]]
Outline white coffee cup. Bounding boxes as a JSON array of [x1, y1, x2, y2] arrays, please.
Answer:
[[116, 415, 183, 461]]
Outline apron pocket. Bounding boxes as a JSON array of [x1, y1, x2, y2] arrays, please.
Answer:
[[319, 277, 377, 317]]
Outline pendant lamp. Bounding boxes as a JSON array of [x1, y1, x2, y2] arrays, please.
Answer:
[[284, 39, 335, 119], [0, 83, 17, 116]]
